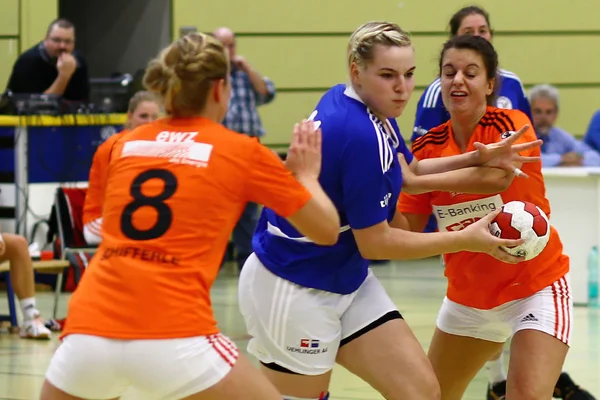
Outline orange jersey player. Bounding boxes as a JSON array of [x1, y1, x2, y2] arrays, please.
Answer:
[[41, 32, 340, 400], [401, 107, 569, 308], [82, 91, 161, 244], [398, 35, 572, 400]]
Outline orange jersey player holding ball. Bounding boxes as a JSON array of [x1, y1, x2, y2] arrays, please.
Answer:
[[41, 32, 341, 400], [398, 35, 572, 400], [82, 90, 162, 245]]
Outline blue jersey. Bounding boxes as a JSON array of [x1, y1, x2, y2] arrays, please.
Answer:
[[412, 69, 532, 141], [252, 84, 413, 294]]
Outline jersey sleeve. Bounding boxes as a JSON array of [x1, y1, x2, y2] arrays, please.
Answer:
[[245, 139, 312, 218], [412, 82, 449, 142], [340, 124, 395, 230], [83, 134, 119, 225]]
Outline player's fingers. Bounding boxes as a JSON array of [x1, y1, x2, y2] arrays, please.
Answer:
[[313, 128, 322, 153], [481, 207, 503, 224], [490, 247, 524, 264], [495, 160, 530, 178], [514, 155, 541, 164], [304, 120, 316, 149], [511, 165, 529, 178], [503, 124, 530, 144], [512, 139, 542, 153], [291, 123, 300, 149], [495, 237, 526, 249], [297, 119, 308, 148]]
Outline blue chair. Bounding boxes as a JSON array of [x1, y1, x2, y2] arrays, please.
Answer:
[[0, 271, 18, 328]]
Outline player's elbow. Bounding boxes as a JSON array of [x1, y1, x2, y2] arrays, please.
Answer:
[[311, 226, 340, 246], [301, 219, 339, 246], [353, 223, 391, 260], [286, 203, 341, 246]]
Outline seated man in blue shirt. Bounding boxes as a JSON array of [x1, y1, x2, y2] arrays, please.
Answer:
[[530, 84, 600, 167], [584, 109, 600, 153]]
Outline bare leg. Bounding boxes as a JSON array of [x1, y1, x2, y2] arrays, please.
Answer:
[[427, 328, 504, 400], [258, 365, 331, 399], [183, 355, 285, 400], [336, 319, 441, 400], [3, 233, 51, 339], [506, 329, 568, 399]]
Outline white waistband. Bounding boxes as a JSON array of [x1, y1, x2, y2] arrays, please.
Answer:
[[267, 222, 350, 243]]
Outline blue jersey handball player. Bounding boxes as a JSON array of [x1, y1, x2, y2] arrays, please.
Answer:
[[238, 21, 540, 400]]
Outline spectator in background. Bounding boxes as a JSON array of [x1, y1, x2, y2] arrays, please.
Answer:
[[212, 26, 276, 271], [5, 18, 89, 102], [584, 109, 600, 153], [530, 84, 600, 167]]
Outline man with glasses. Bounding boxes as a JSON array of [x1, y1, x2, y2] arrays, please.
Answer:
[[5, 18, 89, 102], [530, 84, 600, 167]]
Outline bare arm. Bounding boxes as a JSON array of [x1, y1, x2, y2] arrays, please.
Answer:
[[286, 176, 340, 246], [404, 165, 515, 195], [45, 53, 77, 96], [352, 210, 523, 263], [246, 67, 269, 96], [412, 151, 478, 175], [44, 72, 72, 96], [402, 151, 521, 195]]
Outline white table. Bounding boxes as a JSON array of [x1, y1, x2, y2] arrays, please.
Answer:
[[542, 167, 600, 305]]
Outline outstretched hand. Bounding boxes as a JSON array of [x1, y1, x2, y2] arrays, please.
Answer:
[[284, 119, 322, 180], [472, 124, 542, 178]]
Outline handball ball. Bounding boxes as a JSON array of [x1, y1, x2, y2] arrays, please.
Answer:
[[489, 200, 550, 261]]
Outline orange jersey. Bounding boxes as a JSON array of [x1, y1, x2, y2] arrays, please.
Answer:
[[398, 107, 569, 310], [82, 130, 128, 226], [63, 117, 312, 339]]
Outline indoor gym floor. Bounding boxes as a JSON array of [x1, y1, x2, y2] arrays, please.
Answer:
[[1, 258, 598, 400]]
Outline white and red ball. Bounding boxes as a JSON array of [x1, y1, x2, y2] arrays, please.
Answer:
[[489, 200, 551, 261]]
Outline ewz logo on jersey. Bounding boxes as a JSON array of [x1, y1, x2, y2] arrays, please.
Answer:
[[121, 131, 213, 168], [286, 338, 328, 355]]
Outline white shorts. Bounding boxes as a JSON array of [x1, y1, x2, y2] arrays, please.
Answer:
[[45, 333, 238, 399], [437, 274, 573, 345], [83, 218, 102, 245], [238, 253, 401, 375]]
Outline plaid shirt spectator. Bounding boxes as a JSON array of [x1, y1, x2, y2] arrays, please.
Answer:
[[222, 65, 276, 138]]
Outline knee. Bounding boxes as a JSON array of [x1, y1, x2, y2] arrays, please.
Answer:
[[3, 234, 29, 256]]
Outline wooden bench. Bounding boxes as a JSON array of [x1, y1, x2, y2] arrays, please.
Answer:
[[0, 259, 70, 273]]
